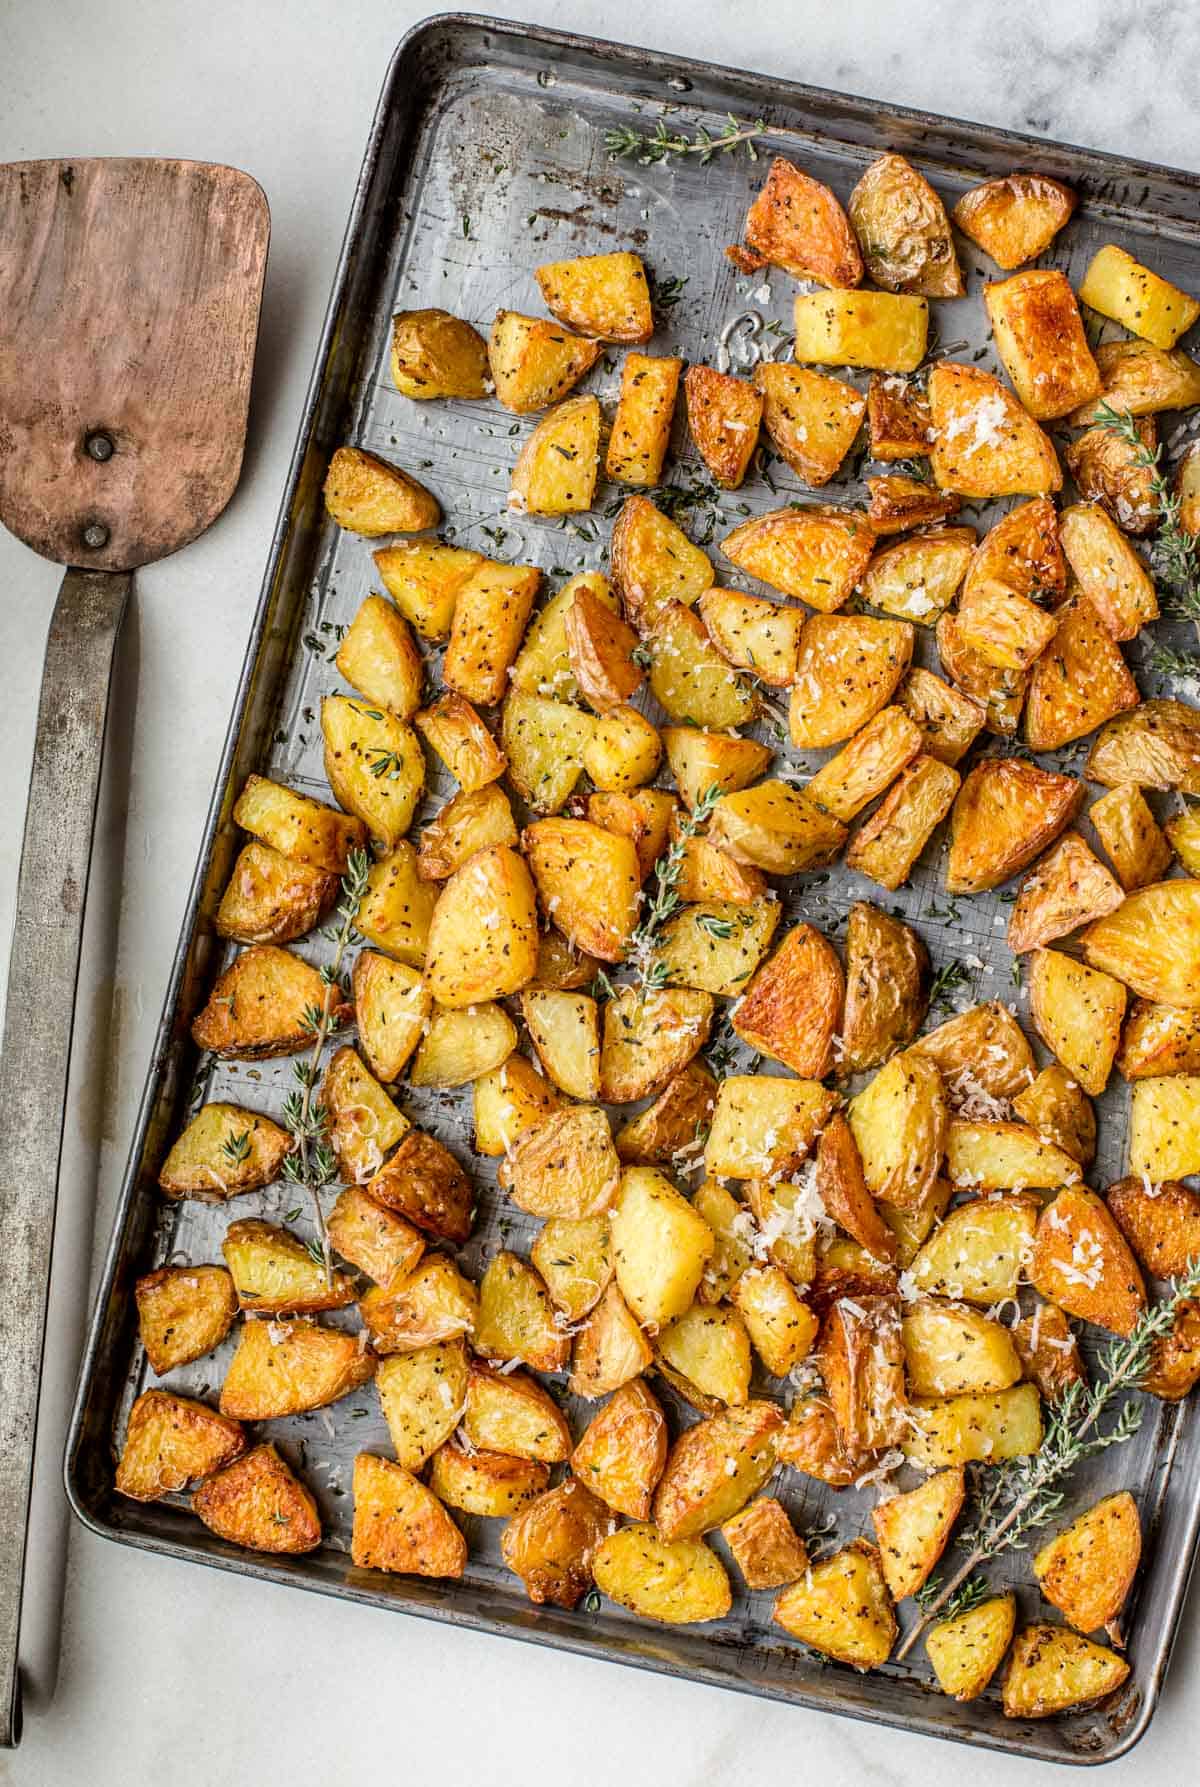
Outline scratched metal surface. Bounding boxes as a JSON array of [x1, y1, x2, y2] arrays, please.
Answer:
[[68, 13, 1200, 1764]]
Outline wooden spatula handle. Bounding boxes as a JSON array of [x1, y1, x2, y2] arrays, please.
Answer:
[[0, 567, 130, 1748]]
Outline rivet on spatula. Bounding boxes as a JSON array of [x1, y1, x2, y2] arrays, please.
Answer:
[[81, 521, 109, 548], [84, 431, 114, 462]]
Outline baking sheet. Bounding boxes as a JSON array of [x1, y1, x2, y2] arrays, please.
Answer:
[[67, 12, 1200, 1763]]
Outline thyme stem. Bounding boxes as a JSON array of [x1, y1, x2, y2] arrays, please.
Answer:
[[605, 115, 766, 166], [1093, 402, 1200, 623], [896, 1256, 1200, 1659], [626, 782, 723, 996]]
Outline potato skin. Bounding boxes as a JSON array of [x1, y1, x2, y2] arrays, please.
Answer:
[[191, 945, 351, 1061], [984, 270, 1100, 421], [946, 759, 1081, 895], [367, 1129, 474, 1244], [158, 1103, 292, 1202], [593, 1523, 732, 1625], [193, 1443, 322, 1555], [534, 251, 652, 343], [1031, 1186, 1146, 1337], [501, 1478, 619, 1608], [390, 308, 488, 400], [848, 153, 962, 297], [839, 902, 928, 1075], [684, 365, 763, 489], [722, 1497, 810, 1589], [732, 922, 844, 1078], [1106, 1176, 1200, 1279], [323, 444, 439, 536]]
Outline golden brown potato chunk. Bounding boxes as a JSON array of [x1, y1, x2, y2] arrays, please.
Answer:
[[158, 1102, 291, 1202], [697, 586, 804, 687], [1028, 948, 1126, 1097], [848, 1052, 947, 1213], [501, 1478, 618, 1609], [615, 1061, 717, 1169], [707, 779, 848, 875], [443, 560, 540, 708], [564, 586, 642, 715], [872, 1466, 964, 1600], [1107, 1175, 1200, 1278], [327, 1187, 424, 1293], [867, 373, 933, 460], [1026, 596, 1140, 754], [903, 1384, 1043, 1469], [488, 310, 602, 413], [984, 270, 1100, 420], [588, 784, 675, 869], [191, 945, 350, 1060], [1087, 700, 1200, 793], [611, 1166, 715, 1330], [390, 308, 488, 400], [233, 773, 366, 873], [1128, 1075, 1200, 1182], [605, 353, 682, 487], [366, 1129, 473, 1244], [866, 473, 962, 537], [817, 1294, 907, 1452], [135, 1265, 238, 1375], [462, 1362, 570, 1463], [216, 841, 338, 947], [416, 690, 506, 791], [523, 817, 640, 963], [320, 694, 424, 848], [935, 611, 1027, 737], [609, 494, 714, 633], [928, 362, 1061, 498], [775, 1393, 868, 1487], [731, 922, 844, 1078], [733, 156, 863, 287], [534, 251, 652, 342], [722, 1497, 810, 1590], [1082, 879, 1200, 1007], [1119, 999, 1200, 1081], [475, 1250, 568, 1373], [569, 1282, 653, 1399], [1031, 1186, 1146, 1336], [1007, 831, 1124, 953], [806, 706, 923, 823], [1064, 417, 1159, 535], [115, 1390, 245, 1503], [1012, 1065, 1095, 1167], [220, 1318, 375, 1420], [946, 1120, 1081, 1192], [653, 1401, 782, 1541], [849, 152, 962, 296], [790, 613, 913, 748], [373, 541, 483, 640], [1071, 338, 1200, 424], [952, 173, 1076, 269], [908, 1194, 1038, 1305], [1002, 1624, 1129, 1719], [845, 754, 960, 892], [838, 903, 928, 1077], [423, 843, 539, 1008], [684, 365, 763, 489], [354, 842, 438, 966], [433, 1448, 546, 1535], [657, 1302, 752, 1405], [721, 505, 876, 612], [1058, 502, 1157, 641], [374, 1341, 468, 1470], [571, 1379, 667, 1519], [896, 667, 984, 766], [1012, 1302, 1085, 1403], [499, 1104, 619, 1220], [319, 1044, 409, 1186], [594, 1523, 732, 1624], [647, 601, 758, 729], [814, 1112, 896, 1262], [1143, 1298, 1200, 1399], [351, 1452, 466, 1577], [510, 395, 601, 515], [754, 361, 865, 485], [417, 783, 517, 881], [773, 1541, 896, 1668], [1033, 1491, 1140, 1640], [861, 527, 974, 625], [793, 290, 928, 373], [222, 1219, 355, 1316], [358, 1253, 477, 1354], [913, 1000, 1034, 1101], [1090, 786, 1171, 893], [663, 727, 772, 809], [903, 1303, 1020, 1397], [323, 445, 439, 536], [706, 1074, 836, 1182], [337, 593, 425, 721], [1079, 243, 1200, 349], [927, 1595, 1016, 1701], [599, 986, 714, 1104], [193, 1444, 322, 1555], [946, 759, 1081, 895]]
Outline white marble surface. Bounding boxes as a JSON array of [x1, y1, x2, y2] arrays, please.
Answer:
[[3, 1, 1200, 1781]]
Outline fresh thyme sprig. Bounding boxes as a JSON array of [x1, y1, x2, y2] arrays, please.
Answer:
[[1143, 640, 1200, 686], [914, 1571, 991, 1625], [625, 782, 723, 995], [1093, 402, 1200, 621], [279, 847, 371, 1281], [896, 1255, 1200, 1659], [928, 958, 971, 1013], [219, 1128, 252, 1168], [605, 114, 766, 167]]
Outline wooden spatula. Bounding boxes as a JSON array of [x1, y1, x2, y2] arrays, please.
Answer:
[[0, 158, 269, 1747]]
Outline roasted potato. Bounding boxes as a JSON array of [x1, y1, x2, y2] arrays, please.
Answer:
[[610, 1166, 715, 1329], [219, 1318, 375, 1420], [1058, 503, 1157, 641], [358, 1254, 478, 1352], [1031, 1186, 1146, 1335], [647, 601, 758, 729], [510, 571, 619, 701], [588, 786, 677, 877], [866, 473, 962, 536], [192, 1442, 321, 1555], [416, 783, 517, 881], [462, 1362, 571, 1463], [158, 1103, 291, 1201], [725, 1263, 814, 1377], [605, 353, 682, 486], [216, 842, 338, 947], [935, 611, 1028, 737], [1128, 1075, 1200, 1180], [372, 540, 484, 640], [323, 445, 438, 537], [222, 1219, 355, 1315], [946, 759, 1081, 895], [501, 691, 594, 814], [1028, 947, 1126, 1097], [721, 504, 876, 611], [1167, 804, 1200, 875], [488, 310, 602, 413], [1071, 337, 1200, 423], [879, 1177, 954, 1270], [775, 1393, 868, 1488], [984, 269, 1100, 420], [1064, 417, 1159, 536], [903, 1302, 1021, 1397], [335, 592, 426, 721], [1080, 243, 1200, 349], [443, 560, 540, 708], [753, 361, 866, 486], [908, 1194, 1038, 1304], [1083, 879, 1200, 1007], [806, 706, 923, 823], [327, 1187, 424, 1292], [1143, 1298, 1200, 1399], [722, 1497, 810, 1590], [1089, 786, 1172, 894], [501, 1478, 618, 1609], [812, 1115, 894, 1263], [913, 1000, 1034, 1100], [657, 1302, 752, 1405], [1012, 1065, 1096, 1167], [790, 613, 914, 748], [390, 308, 488, 400], [792, 289, 928, 373], [135, 1265, 238, 1374], [867, 372, 934, 460], [520, 988, 600, 1100], [1108, 1174, 1200, 1277], [927, 362, 1061, 498], [653, 1400, 782, 1540], [434, 1447, 543, 1538], [861, 527, 974, 625], [960, 494, 1065, 620], [1033, 1491, 1141, 1640], [903, 1383, 1043, 1469], [706, 1074, 837, 1182], [321, 694, 424, 849], [535, 250, 652, 342], [571, 1378, 667, 1518], [115, 1390, 245, 1502], [354, 842, 439, 966], [366, 1128, 474, 1242], [927, 1594, 1017, 1701], [409, 1001, 517, 1088], [609, 494, 714, 632], [848, 1052, 947, 1213], [1119, 999, 1200, 1081], [564, 588, 643, 713], [510, 394, 601, 515], [684, 365, 763, 489], [733, 156, 863, 287], [569, 1281, 654, 1399], [697, 586, 804, 687], [848, 152, 962, 296], [351, 1452, 466, 1577], [599, 985, 714, 1103], [896, 667, 985, 766], [957, 583, 1055, 677], [593, 1523, 732, 1625], [374, 1340, 469, 1469], [707, 779, 848, 875], [475, 1250, 568, 1373], [191, 944, 350, 1060], [872, 1466, 965, 1600], [615, 1065, 716, 1174], [1087, 700, 1200, 793], [1013, 1301, 1086, 1403], [319, 1044, 409, 1185], [423, 844, 539, 1008], [1007, 831, 1124, 953], [773, 1541, 896, 1668], [952, 173, 1076, 269], [1002, 1624, 1129, 1720], [530, 1215, 613, 1321], [693, 1179, 757, 1305], [817, 1294, 907, 1450], [731, 922, 844, 1077], [846, 754, 961, 891], [523, 817, 641, 962], [837, 903, 928, 1078], [533, 928, 600, 993], [662, 726, 773, 809], [499, 1104, 619, 1220]]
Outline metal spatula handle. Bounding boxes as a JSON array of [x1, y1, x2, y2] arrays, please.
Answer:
[[0, 567, 130, 1747]]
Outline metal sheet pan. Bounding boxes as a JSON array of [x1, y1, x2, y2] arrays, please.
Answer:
[[66, 13, 1200, 1763]]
